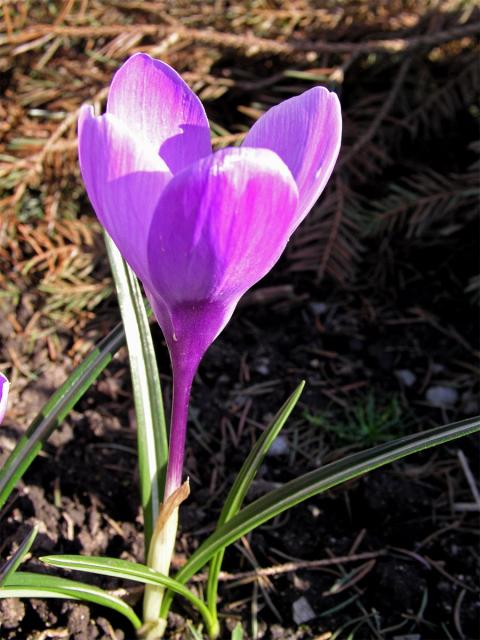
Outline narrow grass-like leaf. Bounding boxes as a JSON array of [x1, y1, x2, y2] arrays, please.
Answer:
[[40, 555, 216, 635], [206, 382, 304, 617], [163, 414, 479, 607], [105, 234, 168, 550], [1, 572, 141, 630], [231, 622, 244, 639], [0, 525, 38, 586], [186, 622, 204, 640], [0, 323, 125, 510]]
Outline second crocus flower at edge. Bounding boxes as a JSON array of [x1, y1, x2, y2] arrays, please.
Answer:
[[0, 373, 9, 424]]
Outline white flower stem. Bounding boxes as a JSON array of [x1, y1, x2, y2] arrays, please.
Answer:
[[140, 482, 190, 639], [141, 510, 178, 638]]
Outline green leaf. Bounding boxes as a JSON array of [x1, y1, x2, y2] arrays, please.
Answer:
[[1, 572, 141, 630], [206, 382, 304, 617], [0, 323, 125, 510], [0, 525, 38, 586], [171, 415, 480, 591], [105, 234, 168, 551], [231, 622, 244, 640], [40, 555, 215, 635]]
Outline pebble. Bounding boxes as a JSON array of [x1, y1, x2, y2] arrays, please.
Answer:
[[267, 435, 289, 457], [395, 369, 417, 387], [292, 596, 316, 624], [426, 385, 458, 408], [310, 302, 327, 315], [254, 357, 270, 375]]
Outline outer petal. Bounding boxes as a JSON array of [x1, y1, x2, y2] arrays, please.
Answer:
[[146, 147, 298, 349], [147, 146, 298, 304], [78, 105, 171, 286], [0, 372, 9, 424], [107, 53, 212, 174], [243, 87, 341, 225]]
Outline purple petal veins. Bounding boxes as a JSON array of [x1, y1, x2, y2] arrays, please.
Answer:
[[0, 373, 9, 424], [78, 53, 342, 499]]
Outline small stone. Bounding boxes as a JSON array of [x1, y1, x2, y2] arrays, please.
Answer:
[[292, 596, 316, 624], [395, 369, 416, 387], [267, 435, 289, 457], [426, 386, 458, 408], [254, 357, 270, 376], [308, 505, 321, 518], [310, 302, 327, 315]]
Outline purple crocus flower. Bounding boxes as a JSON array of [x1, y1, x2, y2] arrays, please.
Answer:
[[0, 373, 9, 424], [78, 53, 341, 499]]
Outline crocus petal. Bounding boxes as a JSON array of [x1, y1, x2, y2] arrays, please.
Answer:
[[0, 372, 9, 424], [107, 53, 212, 174], [243, 87, 341, 225], [146, 147, 298, 351], [78, 105, 171, 286]]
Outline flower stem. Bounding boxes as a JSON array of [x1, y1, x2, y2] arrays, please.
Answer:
[[163, 357, 196, 499], [141, 353, 197, 635], [140, 504, 178, 639]]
